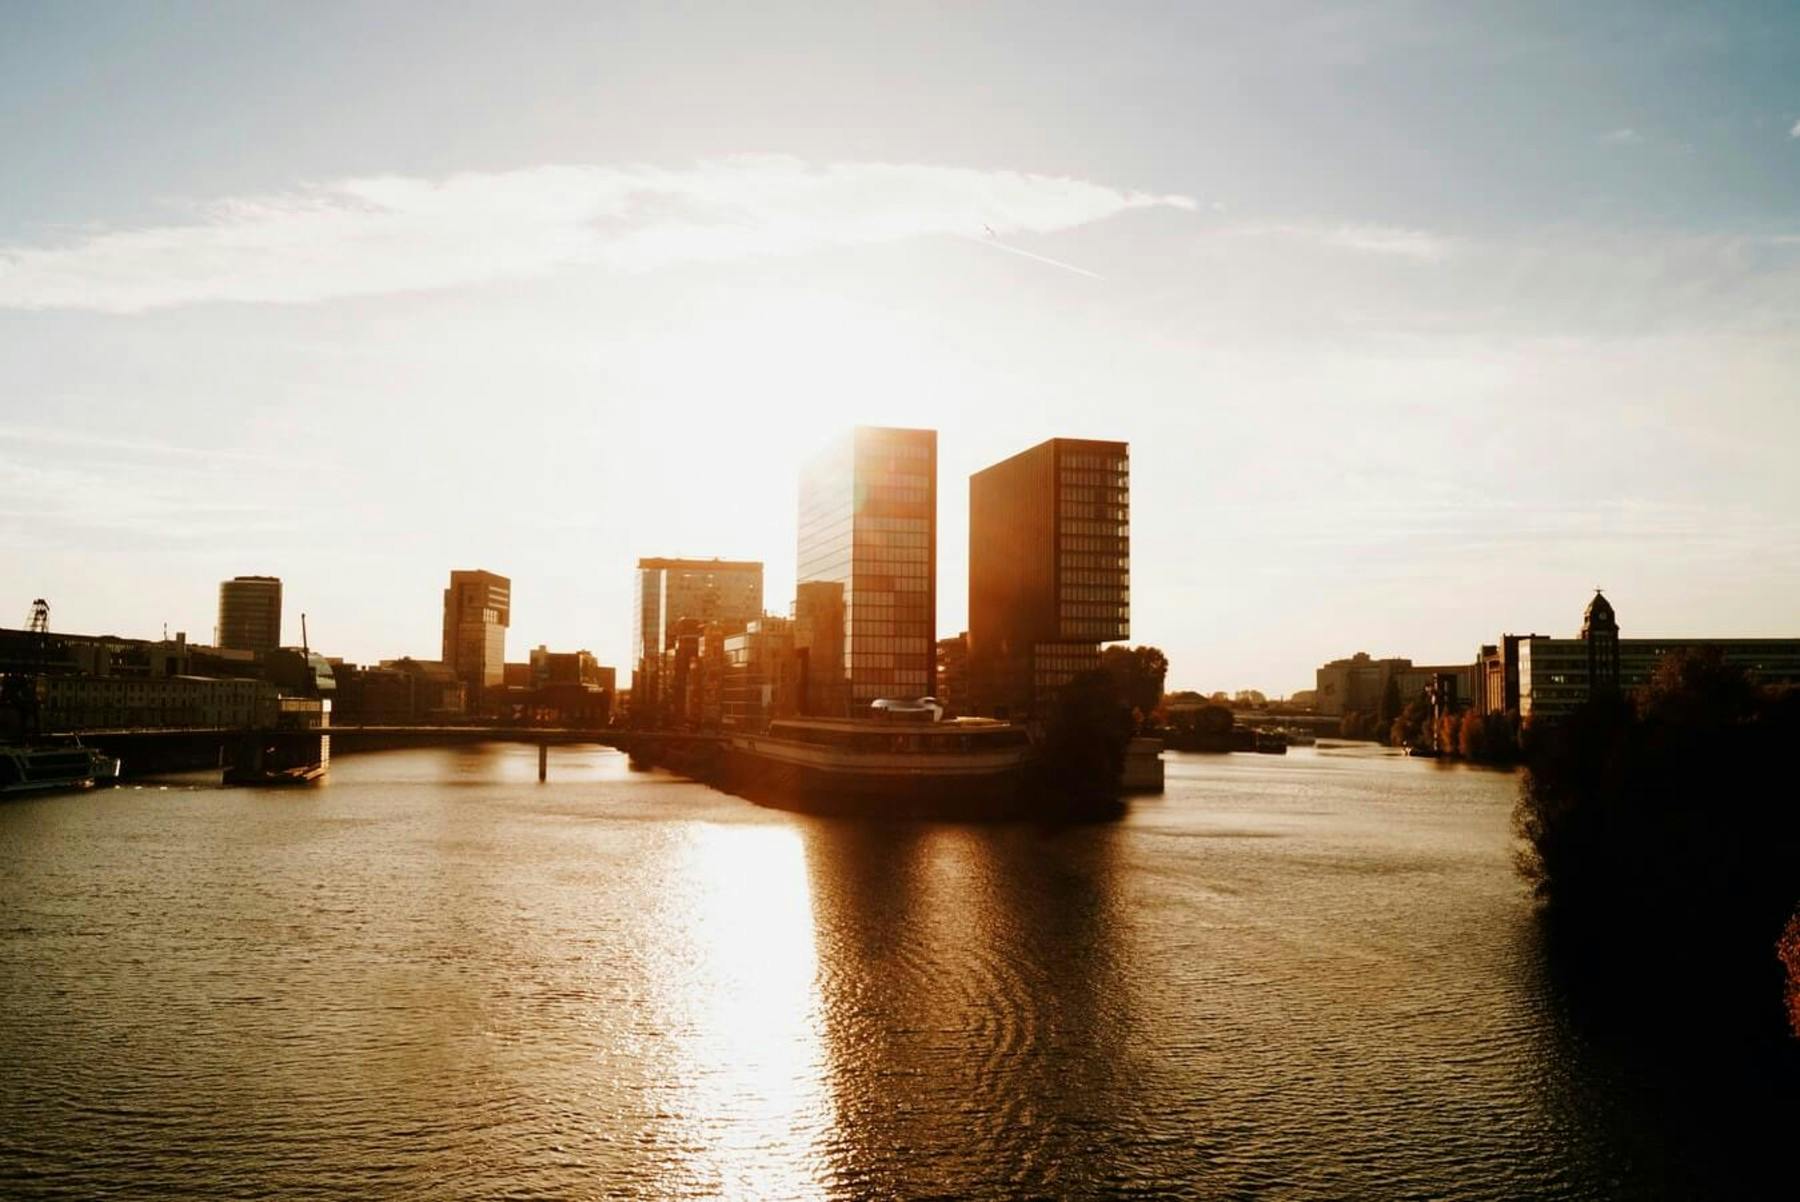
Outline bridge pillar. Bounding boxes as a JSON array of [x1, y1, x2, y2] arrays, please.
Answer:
[[538, 742, 548, 782]]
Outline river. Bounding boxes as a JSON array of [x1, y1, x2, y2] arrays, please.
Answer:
[[1, 745, 1792, 1198]]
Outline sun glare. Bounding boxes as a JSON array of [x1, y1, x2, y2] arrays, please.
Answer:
[[659, 823, 831, 1199]]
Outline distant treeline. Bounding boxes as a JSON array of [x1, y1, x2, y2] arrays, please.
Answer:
[[1513, 649, 1800, 1039]]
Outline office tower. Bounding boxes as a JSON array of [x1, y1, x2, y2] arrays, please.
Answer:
[[797, 426, 937, 711], [631, 558, 764, 719], [217, 575, 282, 652], [968, 438, 1129, 719], [442, 569, 511, 695]]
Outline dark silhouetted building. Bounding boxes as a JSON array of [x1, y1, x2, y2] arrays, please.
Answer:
[[797, 427, 936, 711], [1509, 591, 1800, 721], [936, 632, 969, 716], [967, 438, 1128, 719], [793, 580, 846, 716], [632, 558, 763, 724], [217, 575, 282, 652], [441, 570, 510, 698], [1316, 652, 1476, 719], [529, 645, 613, 692]]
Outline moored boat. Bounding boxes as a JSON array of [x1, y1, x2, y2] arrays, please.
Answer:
[[223, 762, 328, 786], [1, 743, 101, 795]]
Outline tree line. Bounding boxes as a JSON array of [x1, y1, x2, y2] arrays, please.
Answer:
[[1513, 648, 1800, 1041]]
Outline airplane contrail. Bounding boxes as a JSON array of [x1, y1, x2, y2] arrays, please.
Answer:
[[960, 232, 1103, 280]]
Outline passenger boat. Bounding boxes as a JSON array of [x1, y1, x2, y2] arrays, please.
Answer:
[[0, 742, 115, 795], [722, 713, 1042, 820]]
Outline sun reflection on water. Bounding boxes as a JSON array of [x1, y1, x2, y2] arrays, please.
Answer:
[[657, 822, 830, 1200]]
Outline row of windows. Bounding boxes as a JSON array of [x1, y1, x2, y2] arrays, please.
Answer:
[[1061, 556, 1129, 573], [857, 515, 931, 532], [852, 575, 929, 593], [860, 439, 932, 459], [852, 593, 930, 610], [1062, 619, 1129, 639], [851, 623, 931, 639], [854, 529, 930, 549], [1060, 470, 1128, 488], [1062, 603, 1129, 618], [848, 667, 931, 682], [1062, 586, 1129, 603], [857, 470, 930, 489], [846, 634, 929, 653], [1060, 535, 1128, 554], [851, 545, 930, 563], [860, 487, 930, 506], [1062, 453, 1127, 471], [1035, 653, 1100, 672], [848, 653, 930, 670], [1062, 520, 1130, 538], [769, 725, 1027, 752], [852, 559, 929, 577], [1060, 485, 1127, 504], [1060, 503, 1128, 522]]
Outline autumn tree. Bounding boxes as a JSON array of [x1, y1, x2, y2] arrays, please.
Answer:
[[1100, 645, 1168, 725]]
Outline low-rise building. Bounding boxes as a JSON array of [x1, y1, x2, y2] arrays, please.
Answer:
[[1506, 592, 1800, 721], [723, 616, 801, 730], [35, 673, 278, 731]]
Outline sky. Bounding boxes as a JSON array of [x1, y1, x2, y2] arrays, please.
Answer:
[[2, 1, 1797, 695]]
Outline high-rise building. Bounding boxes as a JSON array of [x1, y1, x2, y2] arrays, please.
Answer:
[[967, 438, 1129, 719], [797, 427, 937, 711], [217, 575, 282, 652], [632, 558, 763, 720], [441, 569, 511, 696]]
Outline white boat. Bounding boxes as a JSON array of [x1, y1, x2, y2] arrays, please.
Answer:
[[0, 743, 103, 795]]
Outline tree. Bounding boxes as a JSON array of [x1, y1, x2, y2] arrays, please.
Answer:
[[1377, 674, 1404, 734], [1339, 709, 1378, 741], [1100, 645, 1168, 723], [1390, 697, 1430, 749], [1037, 668, 1135, 810], [1233, 689, 1267, 708], [1457, 709, 1486, 760], [1781, 909, 1800, 1039], [1514, 650, 1800, 1035]]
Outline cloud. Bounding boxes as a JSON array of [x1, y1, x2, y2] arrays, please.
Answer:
[[0, 156, 1194, 313], [1211, 222, 1454, 261], [1791, 118, 1800, 138], [1602, 127, 1644, 144]]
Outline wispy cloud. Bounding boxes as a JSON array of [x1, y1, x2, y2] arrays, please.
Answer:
[[1602, 127, 1644, 145], [1791, 118, 1800, 138], [0, 156, 1193, 313], [1211, 222, 1454, 262]]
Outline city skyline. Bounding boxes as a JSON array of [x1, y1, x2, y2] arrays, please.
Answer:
[[4, 3, 1798, 696]]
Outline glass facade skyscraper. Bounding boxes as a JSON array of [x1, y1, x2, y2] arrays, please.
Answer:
[[968, 438, 1129, 719], [217, 575, 282, 652], [797, 427, 937, 711], [631, 557, 764, 720]]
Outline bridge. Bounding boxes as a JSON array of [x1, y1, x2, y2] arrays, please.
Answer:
[[60, 725, 725, 783]]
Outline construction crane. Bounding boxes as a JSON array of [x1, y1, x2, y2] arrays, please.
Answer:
[[4, 599, 50, 737]]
